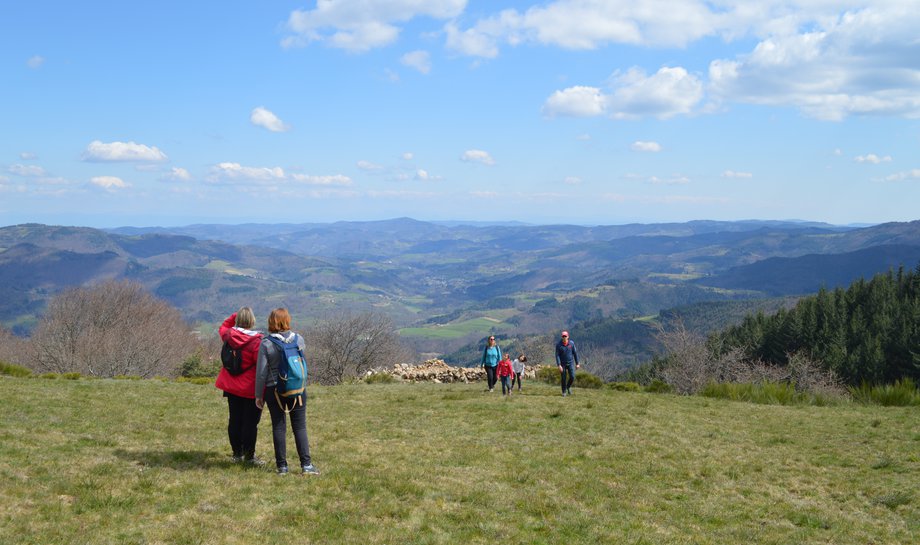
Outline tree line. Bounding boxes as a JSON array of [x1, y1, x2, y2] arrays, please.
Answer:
[[0, 280, 410, 384], [712, 265, 920, 385]]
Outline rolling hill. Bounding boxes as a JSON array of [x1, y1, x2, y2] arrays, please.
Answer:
[[3, 219, 919, 363]]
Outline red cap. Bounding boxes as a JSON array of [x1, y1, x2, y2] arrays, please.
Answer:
[[561, 331, 569, 337]]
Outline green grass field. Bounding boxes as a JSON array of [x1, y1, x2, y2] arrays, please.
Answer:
[[1, 377, 917, 544], [399, 316, 509, 340]]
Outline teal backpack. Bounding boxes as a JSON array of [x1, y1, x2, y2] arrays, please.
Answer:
[[265, 335, 308, 413]]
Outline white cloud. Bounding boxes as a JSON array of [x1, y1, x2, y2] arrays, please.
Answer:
[[576, 134, 591, 141], [648, 175, 691, 185], [722, 170, 753, 179], [444, 21, 501, 58], [401, 50, 431, 74], [27, 55, 44, 69], [8, 164, 47, 177], [631, 141, 662, 152], [82, 140, 168, 162], [283, 0, 465, 52], [250, 107, 290, 132], [708, 5, 920, 120], [19, 152, 38, 160], [461, 149, 496, 165], [445, 3, 920, 121], [544, 67, 702, 120], [161, 167, 192, 182], [402, 152, 414, 160], [883, 169, 920, 182], [207, 162, 353, 191], [543, 86, 606, 117], [357, 160, 385, 172], [411, 168, 441, 181], [208, 162, 286, 182], [447, 0, 718, 58], [384, 68, 400, 82], [608, 67, 703, 119], [855, 154, 892, 164], [90, 176, 129, 190], [291, 174, 353, 186], [563, 176, 582, 185]]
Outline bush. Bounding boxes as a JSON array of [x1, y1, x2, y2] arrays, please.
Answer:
[[365, 372, 397, 384], [535, 365, 559, 384], [40, 373, 59, 379], [62, 372, 81, 380], [849, 379, 920, 407], [180, 352, 221, 378], [609, 381, 642, 392], [574, 371, 604, 389], [698, 381, 840, 406], [113, 375, 143, 381], [0, 361, 32, 378], [644, 379, 673, 394]]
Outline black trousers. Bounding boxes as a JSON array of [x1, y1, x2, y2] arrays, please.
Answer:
[[265, 386, 312, 469], [226, 392, 262, 458], [485, 366, 497, 390]]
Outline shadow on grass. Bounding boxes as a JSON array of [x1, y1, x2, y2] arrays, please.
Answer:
[[114, 448, 236, 471]]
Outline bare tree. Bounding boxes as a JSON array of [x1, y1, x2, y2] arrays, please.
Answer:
[[654, 319, 749, 394], [0, 327, 29, 367], [306, 312, 413, 385], [31, 281, 198, 377], [654, 320, 844, 397]]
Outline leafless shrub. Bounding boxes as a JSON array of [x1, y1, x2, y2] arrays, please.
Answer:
[[655, 320, 844, 397], [0, 327, 29, 367], [31, 281, 198, 377], [784, 351, 846, 396], [306, 312, 413, 385], [578, 342, 633, 381], [655, 319, 718, 394]]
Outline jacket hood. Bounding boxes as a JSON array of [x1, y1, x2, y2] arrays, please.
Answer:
[[269, 331, 297, 343], [226, 326, 262, 349]]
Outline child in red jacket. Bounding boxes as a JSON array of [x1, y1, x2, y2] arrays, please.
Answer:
[[497, 353, 514, 396]]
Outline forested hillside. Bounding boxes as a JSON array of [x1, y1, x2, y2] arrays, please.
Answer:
[[714, 266, 920, 385]]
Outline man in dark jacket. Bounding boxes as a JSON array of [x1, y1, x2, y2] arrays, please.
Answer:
[[555, 330, 579, 396]]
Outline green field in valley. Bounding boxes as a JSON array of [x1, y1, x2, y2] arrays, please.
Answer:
[[398, 316, 507, 340]]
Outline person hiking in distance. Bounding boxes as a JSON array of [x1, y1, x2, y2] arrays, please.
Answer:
[[555, 330, 579, 396], [511, 353, 527, 392], [497, 352, 514, 396], [480, 335, 502, 392]]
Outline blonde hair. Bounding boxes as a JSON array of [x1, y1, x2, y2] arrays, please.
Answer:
[[267, 308, 291, 333], [235, 307, 255, 329]]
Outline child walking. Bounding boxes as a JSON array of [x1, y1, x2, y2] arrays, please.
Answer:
[[511, 354, 527, 391], [497, 353, 514, 396]]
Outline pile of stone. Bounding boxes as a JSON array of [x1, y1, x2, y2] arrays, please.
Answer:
[[368, 358, 536, 383]]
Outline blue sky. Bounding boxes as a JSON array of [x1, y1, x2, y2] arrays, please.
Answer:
[[2, 1, 919, 227]]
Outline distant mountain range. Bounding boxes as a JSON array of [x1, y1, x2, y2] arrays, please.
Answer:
[[2, 219, 919, 362]]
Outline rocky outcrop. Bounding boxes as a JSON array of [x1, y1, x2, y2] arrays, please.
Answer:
[[368, 358, 536, 383]]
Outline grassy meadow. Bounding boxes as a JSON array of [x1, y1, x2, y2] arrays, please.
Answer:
[[0, 376, 917, 544]]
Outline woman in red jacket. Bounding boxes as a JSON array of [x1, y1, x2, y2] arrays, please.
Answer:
[[215, 307, 263, 463]]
